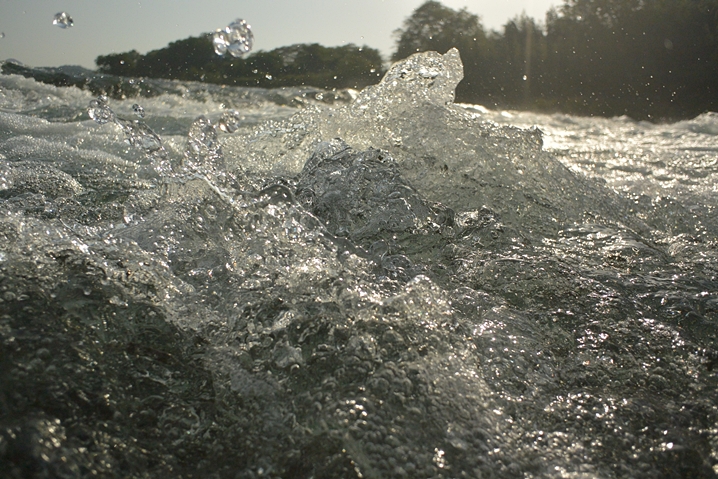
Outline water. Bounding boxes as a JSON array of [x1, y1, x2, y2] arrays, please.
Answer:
[[0, 49, 717, 478], [213, 19, 254, 58], [132, 104, 145, 119], [52, 12, 74, 29]]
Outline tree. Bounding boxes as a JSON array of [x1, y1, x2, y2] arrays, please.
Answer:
[[390, 0, 718, 119], [545, 0, 718, 118], [136, 35, 218, 81], [95, 50, 142, 76], [95, 39, 386, 91], [392, 1, 486, 61]]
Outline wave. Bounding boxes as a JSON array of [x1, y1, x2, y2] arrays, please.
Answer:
[[1, 49, 717, 478]]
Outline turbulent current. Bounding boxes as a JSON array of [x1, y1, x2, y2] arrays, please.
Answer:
[[1, 50, 717, 478]]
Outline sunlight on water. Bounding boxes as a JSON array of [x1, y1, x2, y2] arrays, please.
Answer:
[[0, 46, 717, 478], [87, 95, 169, 175]]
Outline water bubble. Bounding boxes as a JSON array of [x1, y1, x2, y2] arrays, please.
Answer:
[[0, 161, 13, 191], [53, 12, 74, 29], [87, 96, 114, 125], [217, 110, 242, 133], [0, 33, 5, 39], [116, 118, 163, 153], [212, 18, 254, 58], [132, 104, 145, 119], [186, 116, 221, 168]]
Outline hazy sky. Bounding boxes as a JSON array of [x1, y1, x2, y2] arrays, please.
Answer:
[[0, 0, 559, 69]]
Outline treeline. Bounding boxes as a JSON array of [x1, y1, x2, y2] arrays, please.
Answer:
[[94, 0, 718, 120], [96, 38, 384, 91], [394, 0, 718, 120]]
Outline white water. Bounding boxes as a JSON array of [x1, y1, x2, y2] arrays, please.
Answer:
[[1, 50, 717, 478]]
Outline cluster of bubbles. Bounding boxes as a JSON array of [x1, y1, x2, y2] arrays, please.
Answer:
[[52, 12, 73, 29], [212, 18, 254, 57], [86, 95, 115, 125]]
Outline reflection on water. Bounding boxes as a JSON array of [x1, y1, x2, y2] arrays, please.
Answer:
[[0, 49, 717, 478]]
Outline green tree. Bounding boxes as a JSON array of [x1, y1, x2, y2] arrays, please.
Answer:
[[545, 0, 718, 118], [392, 0, 486, 60], [95, 50, 142, 76], [94, 39, 385, 91], [489, 15, 548, 108], [136, 35, 218, 81]]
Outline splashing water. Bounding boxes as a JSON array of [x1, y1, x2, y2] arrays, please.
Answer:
[[115, 117, 163, 153], [86, 96, 243, 187], [87, 95, 114, 124], [87, 96, 170, 176], [185, 116, 222, 173], [52, 12, 74, 29], [217, 109, 242, 133], [212, 18, 254, 57], [3, 48, 718, 479], [132, 103, 145, 119]]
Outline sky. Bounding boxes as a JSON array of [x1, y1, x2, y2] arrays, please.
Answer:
[[0, 0, 559, 69]]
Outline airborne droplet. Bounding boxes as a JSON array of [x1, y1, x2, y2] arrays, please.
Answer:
[[132, 104, 145, 119], [53, 12, 74, 29], [212, 19, 254, 58]]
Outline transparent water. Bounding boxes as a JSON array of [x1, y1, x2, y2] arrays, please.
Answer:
[[1, 50, 716, 478]]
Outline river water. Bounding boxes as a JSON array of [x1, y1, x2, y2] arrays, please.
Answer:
[[1, 50, 717, 478]]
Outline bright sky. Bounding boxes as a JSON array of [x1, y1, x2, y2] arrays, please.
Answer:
[[0, 0, 560, 69]]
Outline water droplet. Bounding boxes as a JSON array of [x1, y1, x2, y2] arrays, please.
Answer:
[[0, 33, 5, 39], [116, 118, 163, 153], [187, 116, 218, 156], [217, 110, 242, 133], [212, 18, 253, 57], [132, 104, 145, 119], [185, 116, 224, 177], [87, 96, 114, 124], [53, 12, 74, 29]]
